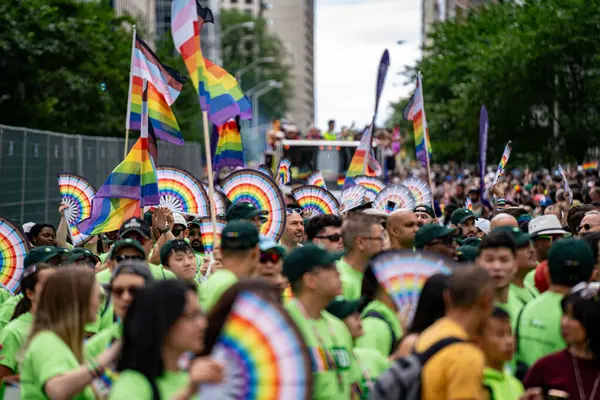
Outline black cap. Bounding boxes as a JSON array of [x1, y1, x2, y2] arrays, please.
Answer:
[[326, 298, 361, 319], [283, 244, 344, 284], [119, 217, 151, 239], [220, 221, 260, 251], [226, 201, 268, 222]]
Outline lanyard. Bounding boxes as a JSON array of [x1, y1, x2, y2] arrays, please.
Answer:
[[294, 299, 345, 392], [352, 351, 373, 399]]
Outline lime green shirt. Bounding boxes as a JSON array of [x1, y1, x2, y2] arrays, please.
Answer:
[[109, 369, 198, 399], [0, 312, 33, 372], [85, 323, 122, 359], [509, 282, 538, 310], [0, 286, 13, 306], [483, 367, 523, 400], [95, 263, 176, 284], [355, 300, 402, 358], [524, 269, 536, 291], [323, 131, 337, 141], [21, 331, 95, 399], [199, 269, 238, 312], [496, 288, 524, 331], [515, 290, 566, 368], [285, 300, 355, 400], [336, 259, 363, 301], [353, 347, 390, 399], [0, 295, 22, 330]]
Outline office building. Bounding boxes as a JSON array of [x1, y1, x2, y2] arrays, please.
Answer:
[[112, 0, 156, 42]]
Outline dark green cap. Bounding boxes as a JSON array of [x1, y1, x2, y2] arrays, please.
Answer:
[[451, 208, 476, 225], [67, 248, 100, 264], [110, 239, 146, 260], [548, 239, 595, 285], [456, 245, 478, 262], [24, 246, 61, 268], [226, 201, 268, 222], [415, 225, 458, 249], [188, 218, 202, 229], [493, 226, 531, 247], [160, 239, 192, 266], [457, 237, 482, 247], [326, 298, 361, 319], [413, 204, 435, 218], [283, 243, 344, 284], [220, 221, 260, 251]]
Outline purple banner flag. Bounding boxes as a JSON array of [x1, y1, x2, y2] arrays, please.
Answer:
[[479, 105, 488, 197], [373, 50, 390, 118]]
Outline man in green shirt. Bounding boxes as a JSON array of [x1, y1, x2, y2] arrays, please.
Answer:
[[336, 213, 385, 301], [186, 219, 205, 273], [516, 238, 595, 372], [415, 224, 458, 259], [283, 243, 355, 400], [160, 239, 197, 282], [199, 221, 260, 312], [305, 214, 343, 252]]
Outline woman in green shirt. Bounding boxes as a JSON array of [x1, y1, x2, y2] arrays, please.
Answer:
[[110, 280, 223, 399], [20, 266, 120, 399]]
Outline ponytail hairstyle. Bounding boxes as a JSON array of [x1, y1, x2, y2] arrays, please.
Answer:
[[11, 263, 55, 321], [359, 265, 380, 312]]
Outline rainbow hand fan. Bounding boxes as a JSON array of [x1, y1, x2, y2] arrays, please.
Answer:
[[157, 167, 210, 217], [354, 176, 385, 201], [57, 173, 95, 246], [221, 169, 286, 241], [201, 183, 228, 217], [306, 171, 327, 189], [464, 197, 473, 211], [276, 159, 292, 188], [0, 217, 30, 294], [370, 250, 455, 320], [257, 164, 274, 178], [292, 185, 340, 216], [198, 216, 226, 253], [200, 290, 312, 400], [402, 177, 432, 206], [340, 185, 367, 214], [373, 184, 416, 214]]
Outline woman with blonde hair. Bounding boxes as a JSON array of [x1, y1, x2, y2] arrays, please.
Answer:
[[20, 266, 120, 399]]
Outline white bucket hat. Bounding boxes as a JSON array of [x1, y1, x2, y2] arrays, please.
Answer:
[[528, 215, 569, 238], [475, 218, 491, 235]]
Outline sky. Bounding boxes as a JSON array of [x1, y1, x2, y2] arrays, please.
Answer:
[[315, 0, 421, 130]]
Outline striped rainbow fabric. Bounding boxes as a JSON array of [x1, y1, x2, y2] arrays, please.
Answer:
[[404, 72, 432, 168], [213, 119, 245, 172], [345, 124, 382, 186], [171, 0, 251, 126]]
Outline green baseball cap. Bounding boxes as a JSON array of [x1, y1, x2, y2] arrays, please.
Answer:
[[457, 237, 482, 247], [283, 243, 344, 284], [160, 239, 192, 266], [414, 225, 458, 249], [326, 298, 361, 319], [413, 204, 435, 218], [493, 226, 531, 247], [456, 245, 478, 262], [451, 209, 476, 225], [548, 239, 595, 285], [259, 236, 286, 256], [110, 239, 146, 260], [67, 248, 100, 264], [187, 218, 202, 229], [220, 221, 260, 251], [24, 246, 61, 268], [226, 201, 268, 222]]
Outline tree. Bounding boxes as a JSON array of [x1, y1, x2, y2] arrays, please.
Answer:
[[390, 0, 600, 167], [0, 0, 134, 136]]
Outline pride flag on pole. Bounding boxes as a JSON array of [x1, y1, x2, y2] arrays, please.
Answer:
[[403, 72, 432, 168], [212, 119, 245, 172]]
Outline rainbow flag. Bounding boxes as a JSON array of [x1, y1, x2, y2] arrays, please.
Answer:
[[127, 37, 187, 145], [345, 124, 382, 185], [171, 1, 251, 126], [404, 72, 432, 168], [583, 161, 598, 171], [212, 119, 245, 172]]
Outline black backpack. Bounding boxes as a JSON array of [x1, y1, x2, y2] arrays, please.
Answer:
[[368, 337, 464, 400], [363, 310, 400, 356]]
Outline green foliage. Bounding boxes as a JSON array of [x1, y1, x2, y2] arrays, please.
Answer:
[[390, 0, 600, 167], [0, 0, 133, 136]]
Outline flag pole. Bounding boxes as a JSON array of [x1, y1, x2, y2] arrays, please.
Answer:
[[418, 72, 435, 211], [124, 25, 137, 159], [202, 111, 219, 273]]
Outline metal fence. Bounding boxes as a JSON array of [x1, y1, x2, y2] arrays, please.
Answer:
[[0, 124, 204, 226]]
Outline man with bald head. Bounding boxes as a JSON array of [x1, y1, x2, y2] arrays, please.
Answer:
[[387, 209, 418, 249], [490, 213, 518, 231]]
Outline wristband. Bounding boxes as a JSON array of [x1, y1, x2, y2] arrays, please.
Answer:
[[158, 226, 170, 234]]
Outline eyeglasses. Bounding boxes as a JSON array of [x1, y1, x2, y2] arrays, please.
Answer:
[[571, 282, 600, 300], [115, 254, 145, 263], [315, 233, 342, 242], [577, 224, 599, 233], [111, 285, 140, 298], [287, 208, 302, 215], [260, 252, 283, 264]]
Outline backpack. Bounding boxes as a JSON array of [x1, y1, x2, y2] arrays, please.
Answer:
[[363, 310, 400, 356], [368, 337, 464, 400]]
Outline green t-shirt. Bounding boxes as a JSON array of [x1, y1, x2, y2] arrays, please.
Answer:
[[95, 264, 176, 285], [199, 269, 238, 312], [509, 282, 538, 310], [496, 288, 524, 331], [0, 286, 13, 306], [85, 285, 113, 335], [483, 367, 523, 400], [355, 300, 402, 358], [0, 294, 23, 330], [85, 323, 122, 359], [21, 330, 95, 399], [0, 312, 33, 372], [352, 347, 390, 399], [516, 290, 566, 368], [285, 300, 355, 400], [524, 269, 536, 291], [336, 259, 363, 301], [109, 369, 197, 399]]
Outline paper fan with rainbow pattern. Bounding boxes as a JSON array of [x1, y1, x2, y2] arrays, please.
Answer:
[[57, 173, 95, 246], [354, 176, 385, 202], [201, 183, 228, 217], [257, 164, 274, 179], [340, 185, 367, 214], [276, 159, 292, 188], [292, 185, 340, 216], [157, 167, 210, 217], [373, 184, 416, 214], [221, 169, 286, 241], [0, 217, 30, 294], [402, 177, 432, 206], [370, 250, 455, 320], [198, 217, 226, 254], [306, 171, 327, 189], [200, 290, 313, 400]]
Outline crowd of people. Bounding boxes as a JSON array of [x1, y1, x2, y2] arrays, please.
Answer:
[[0, 162, 599, 400]]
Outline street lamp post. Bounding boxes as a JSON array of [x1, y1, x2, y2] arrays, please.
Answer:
[[235, 56, 276, 85], [245, 80, 283, 146], [221, 21, 255, 40]]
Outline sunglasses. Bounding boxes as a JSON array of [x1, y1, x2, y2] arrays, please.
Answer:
[[260, 252, 283, 264], [577, 224, 598, 233], [111, 286, 140, 298], [115, 254, 145, 263], [287, 208, 302, 215], [315, 233, 342, 242], [172, 228, 183, 237]]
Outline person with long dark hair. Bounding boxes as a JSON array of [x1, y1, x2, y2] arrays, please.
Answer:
[[110, 280, 223, 399]]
